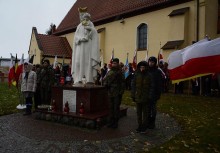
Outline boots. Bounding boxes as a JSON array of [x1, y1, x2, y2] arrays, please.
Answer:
[[107, 118, 118, 128], [23, 105, 32, 115], [148, 117, 156, 129]]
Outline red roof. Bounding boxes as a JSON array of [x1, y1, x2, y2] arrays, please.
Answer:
[[32, 27, 72, 58], [55, 0, 192, 35]]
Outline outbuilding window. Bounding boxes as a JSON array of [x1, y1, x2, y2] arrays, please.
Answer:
[[137, 23, 147, 50]]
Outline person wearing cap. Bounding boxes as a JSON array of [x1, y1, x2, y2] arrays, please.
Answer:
[[148, 56, 162, 129], [131, 61, 151, 133], [103, 58, 125, 128], [38, 59, 55, 105], [20, 62, 37, 115]]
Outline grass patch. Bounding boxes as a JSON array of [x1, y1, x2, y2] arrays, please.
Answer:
[[122, 91, 220, 152], [0, 82, 20, 116], [0, 83, 219, 152]]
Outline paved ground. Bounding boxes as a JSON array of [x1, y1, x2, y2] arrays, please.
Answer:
[[0, 107, 181, 153]]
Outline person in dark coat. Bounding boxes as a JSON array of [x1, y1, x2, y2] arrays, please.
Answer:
[[34, 64, 42, 109], [38, 59, 55, 105], [148, 56, 162, 129], [103, 58, 125, 128], [131, 61, 151, 133]]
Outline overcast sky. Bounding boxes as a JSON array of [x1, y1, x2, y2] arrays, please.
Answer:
[[0, 0, 76, 59]]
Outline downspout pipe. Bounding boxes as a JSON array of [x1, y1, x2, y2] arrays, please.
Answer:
[[196, 0, 199, 42]]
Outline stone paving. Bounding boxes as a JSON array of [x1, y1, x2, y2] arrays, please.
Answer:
[[0, 107, 181, 153]]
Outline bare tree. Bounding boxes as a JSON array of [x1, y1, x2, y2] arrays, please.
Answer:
[[45, 23, 56, 35]]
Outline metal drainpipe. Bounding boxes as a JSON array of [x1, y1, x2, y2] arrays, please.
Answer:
[[196, 0, 199, 42]]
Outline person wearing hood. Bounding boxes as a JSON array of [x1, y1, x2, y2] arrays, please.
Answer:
[[148, 56, 162, 129], [20, 62, 37, 115], [131, 61, 151, 133]]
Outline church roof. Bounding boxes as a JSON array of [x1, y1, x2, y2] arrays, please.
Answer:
[[54, 0, 192, 35], [32, 27, 72, 58]]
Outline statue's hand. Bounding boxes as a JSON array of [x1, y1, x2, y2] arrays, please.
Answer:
[[81, 38, 88, 42], [84, 26, 92, 31]]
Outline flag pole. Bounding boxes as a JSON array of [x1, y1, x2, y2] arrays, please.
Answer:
[[158, 42, 161, 65]]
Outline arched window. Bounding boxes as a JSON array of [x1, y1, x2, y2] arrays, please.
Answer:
[[137, 23, 147, 50]]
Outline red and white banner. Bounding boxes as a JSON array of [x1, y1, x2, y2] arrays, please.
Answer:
[[132, 49, 137, 70], [168, 37, 220, 83]]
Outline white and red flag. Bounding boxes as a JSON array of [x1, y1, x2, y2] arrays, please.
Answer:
[[132, 49, 137, 71], [16, 54, 24, 83], [168, 37, 220, 83], [145, 50, 148, 62], [109, 48, 114, 64], [158, 48, 164, 64]]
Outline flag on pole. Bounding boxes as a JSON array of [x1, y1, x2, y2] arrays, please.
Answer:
[[53, 55, 58, 69], [132, 49, 137, 71], [158, 42, 163, 64], [100, 49, 104, 68], [16, 53, 24, 84], [8, 54, 18, 87], [13, 54, 18, 86], [124, 53, 129, 79], [68, 58, 72, 75], [14, 54, 18, 73], [145, 50, 148, 62], [109, 48, 114, 64], [8, 55, 14, 87], [168, 37, 220, 83]]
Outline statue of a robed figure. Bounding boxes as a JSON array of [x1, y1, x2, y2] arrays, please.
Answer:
[[71, 7, 100, 84]]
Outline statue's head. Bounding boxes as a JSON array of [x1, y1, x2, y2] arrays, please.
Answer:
[[81, 13, 91, 26]]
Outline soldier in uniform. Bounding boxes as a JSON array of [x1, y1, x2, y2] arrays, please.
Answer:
[[38, 59, 55, 105], [131, 61, 151, 133], [103, 58, 125, 128]]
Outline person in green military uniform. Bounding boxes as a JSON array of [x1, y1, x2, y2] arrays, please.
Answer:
[[38, 59, 55, 105], [103, 58, 125, 128], [131, 61, 152, 133]]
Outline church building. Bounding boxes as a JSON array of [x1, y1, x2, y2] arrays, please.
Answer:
[[29, 0, 220, 65]]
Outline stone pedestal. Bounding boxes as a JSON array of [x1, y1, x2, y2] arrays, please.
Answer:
[[51, 84, 109, 114]]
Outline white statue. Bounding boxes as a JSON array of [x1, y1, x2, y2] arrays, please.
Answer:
[[71, 8, 100, 84]]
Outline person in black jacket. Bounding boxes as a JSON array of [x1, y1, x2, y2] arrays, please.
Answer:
[[148, 56, 162, 129], [131, 61, 152, 133]]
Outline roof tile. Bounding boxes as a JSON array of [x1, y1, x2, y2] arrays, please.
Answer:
[[55, 0, 192, 34], [37, 34, 72, 58]]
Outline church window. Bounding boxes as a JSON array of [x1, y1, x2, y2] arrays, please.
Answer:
[[137, 23, 147, 50]]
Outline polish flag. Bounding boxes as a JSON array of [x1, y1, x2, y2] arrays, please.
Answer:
[[53, 55, 58, 69], [158, 48, 164, 63], [145, 50, 148, 62], [168, 37, 220, 83], [109, 49, 114, 64], [132, 49, 137, 71], [16, 54, 24, 83]]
